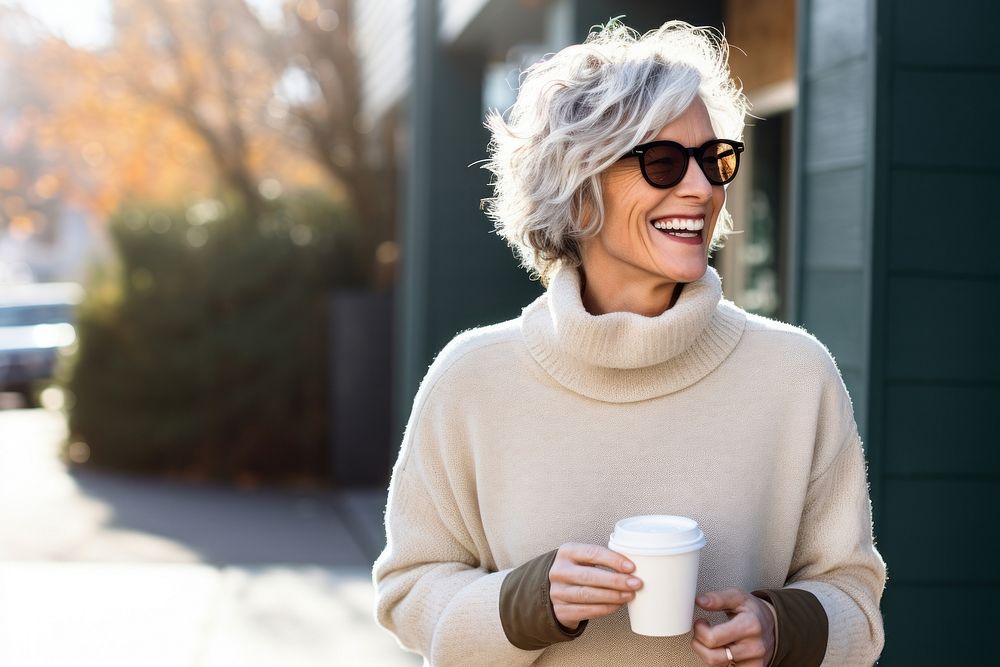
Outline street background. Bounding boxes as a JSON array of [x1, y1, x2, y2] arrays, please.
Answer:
[[0, 407, 419, 667]]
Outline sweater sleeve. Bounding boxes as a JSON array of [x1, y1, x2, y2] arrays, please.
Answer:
[[499, 549, 588, 649], [784, 424, 887, 666], [751, 588, 827, 666], [372, 365, 545, 666]]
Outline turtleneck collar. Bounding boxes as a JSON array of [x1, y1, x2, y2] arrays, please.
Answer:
[[520, 263, 746, 403]]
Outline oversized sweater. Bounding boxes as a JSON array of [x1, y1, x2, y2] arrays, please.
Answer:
[[373, 263, 887, 666]]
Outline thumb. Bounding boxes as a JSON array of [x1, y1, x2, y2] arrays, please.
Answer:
[[697, 588, 747, 611]]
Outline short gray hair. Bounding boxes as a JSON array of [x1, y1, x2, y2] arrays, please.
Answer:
[[483, 20, 749, 284]]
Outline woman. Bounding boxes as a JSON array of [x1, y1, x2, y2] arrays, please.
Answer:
[[374, 20, 885, 667]]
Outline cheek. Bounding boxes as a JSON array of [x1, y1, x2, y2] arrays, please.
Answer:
[[603, 203, 645, 251], [602, 173, 652, 243]]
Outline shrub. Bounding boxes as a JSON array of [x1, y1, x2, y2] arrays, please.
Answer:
[[63, 191, 364, 481]]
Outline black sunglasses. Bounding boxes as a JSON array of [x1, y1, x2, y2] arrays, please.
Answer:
[[621, 139, 745, 189]]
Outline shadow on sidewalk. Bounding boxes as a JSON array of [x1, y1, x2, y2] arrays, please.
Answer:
[[68, 468, 388, 567]]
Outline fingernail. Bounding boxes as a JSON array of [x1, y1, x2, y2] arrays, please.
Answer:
[[697, 595, 709, 605], [622, 561, 634, 572], [627, 577, 641, 588]]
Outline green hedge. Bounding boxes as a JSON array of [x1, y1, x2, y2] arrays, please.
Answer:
[[63, 192, 364, 481]]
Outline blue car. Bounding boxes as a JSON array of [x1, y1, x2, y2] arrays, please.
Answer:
[[0, 283, 83, 404]]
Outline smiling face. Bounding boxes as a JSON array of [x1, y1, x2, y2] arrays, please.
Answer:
[[578, 96, 727, 313]]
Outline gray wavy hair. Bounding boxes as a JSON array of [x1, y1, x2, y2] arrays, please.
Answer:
[[483, 20, 749, 285]]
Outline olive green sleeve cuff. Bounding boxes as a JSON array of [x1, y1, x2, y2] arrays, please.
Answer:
[[499, 549, 588, 650], [752, 588, 828, 667]]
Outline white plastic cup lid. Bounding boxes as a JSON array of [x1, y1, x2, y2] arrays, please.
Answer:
[[608, 515, 706, 556]]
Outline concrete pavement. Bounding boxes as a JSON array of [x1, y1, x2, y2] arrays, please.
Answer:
[[0, 408, 420, 667]]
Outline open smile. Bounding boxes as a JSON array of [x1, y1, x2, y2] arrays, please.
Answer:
[[649, 217, 704, 245]]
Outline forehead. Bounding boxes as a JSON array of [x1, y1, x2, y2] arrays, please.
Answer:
[[651, 97, 717, 144]]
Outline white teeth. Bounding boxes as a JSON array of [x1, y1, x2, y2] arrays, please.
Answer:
[[651, 218, 704, 231]]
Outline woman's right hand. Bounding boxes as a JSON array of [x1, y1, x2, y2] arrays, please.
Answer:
[[549, 543, 644, 630]]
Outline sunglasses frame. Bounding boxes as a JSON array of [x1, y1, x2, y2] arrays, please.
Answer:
[[621, 139, 746, 189]]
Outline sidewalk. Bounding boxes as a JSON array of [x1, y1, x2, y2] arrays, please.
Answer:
[[0, 408, 420, 667]]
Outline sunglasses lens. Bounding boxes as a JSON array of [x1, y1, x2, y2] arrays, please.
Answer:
[[702, 142, 740, 184], [642, 144, 686, 186]]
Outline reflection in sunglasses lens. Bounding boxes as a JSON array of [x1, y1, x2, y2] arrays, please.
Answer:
[[704, 143, 737, 184]]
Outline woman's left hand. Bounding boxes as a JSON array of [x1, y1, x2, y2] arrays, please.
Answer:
[[691, 588, 775, 666]]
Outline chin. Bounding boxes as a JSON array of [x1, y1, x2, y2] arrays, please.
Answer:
[[655, 261, 708, 284]]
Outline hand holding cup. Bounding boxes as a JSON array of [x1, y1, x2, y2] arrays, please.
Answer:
[[548, 542, 644, 630]]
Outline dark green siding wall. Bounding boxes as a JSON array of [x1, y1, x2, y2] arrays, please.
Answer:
[[794, 0, 875, 440], [870, 1, 1000, 664]]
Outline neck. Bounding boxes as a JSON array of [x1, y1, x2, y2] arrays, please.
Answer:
[[580, 268, 682, 317]]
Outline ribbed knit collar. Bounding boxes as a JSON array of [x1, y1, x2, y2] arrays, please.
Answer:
[[520, 263, 746, 403]]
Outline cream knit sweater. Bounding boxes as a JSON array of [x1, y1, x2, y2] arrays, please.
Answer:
[[374, 264, 886, 666]]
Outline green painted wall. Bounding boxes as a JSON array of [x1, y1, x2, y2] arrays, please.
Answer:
[[793, 0, 876, 440], [868, 1, 1000, 663], [795, 0, 1000, 662], [799, 0, 1000, 662]]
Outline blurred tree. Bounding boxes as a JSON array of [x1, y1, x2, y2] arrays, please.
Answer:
[[3, 0, 395, 284], [239, 0, 397, 282], [0, 8, 77, 249], [64, 192, 365, 480], [106, 0, 272, 210]]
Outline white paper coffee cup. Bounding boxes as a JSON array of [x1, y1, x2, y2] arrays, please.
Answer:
[[608, 515, 706, 636]]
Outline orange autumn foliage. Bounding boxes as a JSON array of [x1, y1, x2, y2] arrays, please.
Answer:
[[8, 0, 331, 219]]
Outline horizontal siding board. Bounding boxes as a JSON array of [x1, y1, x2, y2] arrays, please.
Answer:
[[891, 71, 1000, 169], [804, 60, 869, 170], [886, 383, 1000, 475], [894, 0, 1000, 68], [889, 170, 1000, 277], [803, 167, 866, 270], [800, 269, 866, 369], [881, 479, 1000, 583], [881, 584, 995, 663], [886, 275, 1000, 381], [806, 0, 867, 74]]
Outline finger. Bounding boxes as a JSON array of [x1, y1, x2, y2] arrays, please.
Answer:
[[692, 611, 762, 649], [697, 588, 749, 612], [692, 618, 712, 638], [553, 603, 624, 624], [560, 543, 635, 573], [690, 638, 730, 666], [551, 582, 636, 605], [691, 637, 765, 666], [550, 564, 643, 592]]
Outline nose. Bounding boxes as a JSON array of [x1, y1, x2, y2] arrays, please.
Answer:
[[674, 156, 714, 200]]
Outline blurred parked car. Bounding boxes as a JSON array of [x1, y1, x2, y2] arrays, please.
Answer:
[[0, 282, 83, 405]]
